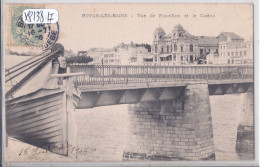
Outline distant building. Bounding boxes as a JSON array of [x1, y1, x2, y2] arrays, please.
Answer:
[[89, 24, 253, 66], [102, 42, 150, 65], [152, 24, 200, 65], [88, 48, 112, 65], [212, 40, 253, 64], [151, 24, 225, 65], [103, 50, 120, 65], [151, 24, 252, 65], [198, 36, 219, 60]]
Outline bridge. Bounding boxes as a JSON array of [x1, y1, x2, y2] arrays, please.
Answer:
[[5, 44, 254, 161], [68, 64, 253, 161], [68, 64, 253, 109]]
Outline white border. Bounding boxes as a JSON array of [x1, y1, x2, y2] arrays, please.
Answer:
[[1, 0, 259, 166], [2, 0, 259, 4]]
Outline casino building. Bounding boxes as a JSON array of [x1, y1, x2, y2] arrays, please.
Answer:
[[151, 24, 221, 65], [151, 24, 200, 65], [150, 24, 253, 65]]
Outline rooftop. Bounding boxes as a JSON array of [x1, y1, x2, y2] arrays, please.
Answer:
[[154, 27, 166, 35], [198, 36, 221, 46], [220, 32, 244, 40]]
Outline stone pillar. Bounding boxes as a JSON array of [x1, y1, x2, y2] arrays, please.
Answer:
[[236, 92, 254, 158], [123, 84, 215, 161]]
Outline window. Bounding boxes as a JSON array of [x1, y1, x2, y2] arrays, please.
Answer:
[[228, 52, 230, 56], [181, 56, 183, 61], [190, 55, 194, 63], [131, 57, 137, 63], [161, 47, 164, 53], [244, 51, 246, 55], [231, 52, 234, 56], [174, 44, 177, 51], [190, 44, 193, 52], [240, 51, 242, 56], [168, 55, 172, 61], [167, 45, 169, 53], [200, 49, 203, 55], [155, 45, 158, 53], [160, 57, 165, 61], [171, 45, 173, 52], [173, 54, 176, 61], [144, 58, 153, 62], [181, 45, 183, 52], [236, 52, 238, 56]]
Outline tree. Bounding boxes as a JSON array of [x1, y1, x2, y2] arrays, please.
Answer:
[[66, 56, 93, 64], [135, 43, 151, 52]]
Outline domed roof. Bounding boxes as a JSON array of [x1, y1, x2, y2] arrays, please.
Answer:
[[173, 24, 184, 31], [154, 27, 166, 35]]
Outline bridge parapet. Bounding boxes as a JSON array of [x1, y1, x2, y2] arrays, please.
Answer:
[[68, 65, 253, 86]]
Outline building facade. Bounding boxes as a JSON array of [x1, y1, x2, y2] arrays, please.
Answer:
[[152, 24, 200, 65], [90, 24, 253, 66], [102, 42, 150, 65], [208, 40, 253, 65], [151, 24, 253, 65], [103, 51, 120, 65]]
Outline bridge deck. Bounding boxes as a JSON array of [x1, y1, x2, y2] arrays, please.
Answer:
[[77, 79, 253, 92], [68, 64, 254, 92]]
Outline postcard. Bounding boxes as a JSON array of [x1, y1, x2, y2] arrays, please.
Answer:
[[2, 2, 256, 166]]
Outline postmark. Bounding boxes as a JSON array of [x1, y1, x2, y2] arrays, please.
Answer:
[[9, 5, 59, 50]]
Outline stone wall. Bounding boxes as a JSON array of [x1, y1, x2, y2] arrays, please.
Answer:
[[123, 84, 215, 161], [236, 91, 254, 158]]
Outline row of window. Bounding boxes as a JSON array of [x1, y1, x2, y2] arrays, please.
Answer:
[[154, 44, 194, 53], [130, 57, 137, 62], [220, 51, 246, 57], [220, 45, 226, 50], [104, 54, 114, 58], [103, 59, 115, 64], [155, 55, 196, 62]]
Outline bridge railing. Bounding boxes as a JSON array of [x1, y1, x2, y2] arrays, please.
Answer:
[[68, 64, 253, 85]]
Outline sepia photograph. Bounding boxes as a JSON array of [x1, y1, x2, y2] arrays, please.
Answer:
[[2, 2, 256, 166]]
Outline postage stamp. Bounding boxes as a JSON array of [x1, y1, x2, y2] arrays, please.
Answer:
[[9, 5, 59, 50]]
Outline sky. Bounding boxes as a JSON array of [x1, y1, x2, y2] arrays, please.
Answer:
[[6, 3, 253, 53]]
